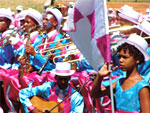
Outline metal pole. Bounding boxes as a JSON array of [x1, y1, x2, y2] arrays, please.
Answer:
[[108, 62, 115, 113]]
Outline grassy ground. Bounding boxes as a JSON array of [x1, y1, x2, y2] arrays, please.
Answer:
[[0, 0, 47, 13]]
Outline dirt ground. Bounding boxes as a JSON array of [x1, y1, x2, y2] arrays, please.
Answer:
[[56, 1, 150, 14], [0, 0, 149, 14]]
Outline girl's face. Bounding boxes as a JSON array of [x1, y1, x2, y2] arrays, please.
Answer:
[[118, 48, 137, 72], [0, 17, 10, 32]]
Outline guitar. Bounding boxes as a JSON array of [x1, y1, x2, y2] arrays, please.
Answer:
[[30, 96, 64, 113]]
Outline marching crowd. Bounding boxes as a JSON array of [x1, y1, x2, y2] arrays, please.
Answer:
[[0, 2, 150, 113]]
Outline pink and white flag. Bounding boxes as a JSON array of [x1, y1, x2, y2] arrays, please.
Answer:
[[63, 0, 111, 70]]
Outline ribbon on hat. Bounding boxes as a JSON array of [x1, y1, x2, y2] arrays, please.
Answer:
[[55, 69, 71, 74]]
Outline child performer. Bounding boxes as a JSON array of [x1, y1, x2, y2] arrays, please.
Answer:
[[91, 34, 150, 113]]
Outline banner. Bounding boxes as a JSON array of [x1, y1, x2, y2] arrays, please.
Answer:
[[63, 0, 111, 70]]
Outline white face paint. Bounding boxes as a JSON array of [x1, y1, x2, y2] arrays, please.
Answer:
[[46, 14, 53, 20]]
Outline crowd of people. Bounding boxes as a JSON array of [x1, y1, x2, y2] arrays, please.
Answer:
[[0, 1, 149, 113]]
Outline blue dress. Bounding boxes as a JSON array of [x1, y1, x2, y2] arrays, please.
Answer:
[[115, 78, 149, 112]]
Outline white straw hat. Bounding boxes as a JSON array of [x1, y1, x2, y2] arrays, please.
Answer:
[[136, 20, 150, 36], [45, 8, 63, 29], [16, 5, 23, 11], [146, 8, 150, 13], [26, 8, 43, 27], [117, 34, 150, 61], [0, 8, 14, 22], [51, 62, 75, 76], [16, 10, 27, 21], [108, 8, 113, 11], [118, 5, 140, 24]]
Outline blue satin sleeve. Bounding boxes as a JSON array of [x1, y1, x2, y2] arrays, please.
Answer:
[[4, 44, 15, 64], [49, 33, 63, 62], [138, 48, 150, 83], [0, 44, 15, 69], [19, 82, 55, 113], [70, 88, 84, 113], [30, 34, 63, 70], [30, 35, 55, 71], [30, 53, 55, 71]]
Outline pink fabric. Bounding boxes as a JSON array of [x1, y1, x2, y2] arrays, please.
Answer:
[[13, 41, 23, 50], [14, 20, 21, 28], [96, 34, 111, 62], [87, 11, 95, 40], [27, 105, 36, 112], [78, 71, 95, 113], [74, 8, 84, 25], [77, 71, 104, 113], [0, 33, 6, 45], [77, 71, 120, 113], [49, 84, 71, 113], [0, 69, 56, 111], [101, 75, 120, 113], [109, 15, 116, 26], [20, 71, 56, 88], [39, 30, 59, 55], [74, 53, 81, 59], [102, 96, 112, 113], [0, 68, 20, 110], [49, 30, 59, 42], [62, 7, 84, 32], [30, 32, 39, 44]]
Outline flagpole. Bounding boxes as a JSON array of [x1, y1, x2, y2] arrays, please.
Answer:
[[103, 0, 115, 111], [108, 62, 115, 113]]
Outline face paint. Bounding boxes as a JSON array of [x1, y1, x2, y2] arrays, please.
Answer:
[[46, 22, 52, 28]]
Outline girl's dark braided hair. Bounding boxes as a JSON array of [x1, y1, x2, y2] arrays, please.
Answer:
[[117, 43, 145, 64]]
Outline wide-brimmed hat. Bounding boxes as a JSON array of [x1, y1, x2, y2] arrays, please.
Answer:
[[136, 20, 150, 36], [117, 34, 150, 61], [0, 8, 14, 22], [16, 10, 27, 21], [45, 8, 63, 29], [51, 62, 75, 76], [146, 8, 150, 13], [26, 8, 43, 27], [108, 8, 113, 11], [16, 5, 23, 11], [44, 3, 49, 7], [117, 5, 140, 24]]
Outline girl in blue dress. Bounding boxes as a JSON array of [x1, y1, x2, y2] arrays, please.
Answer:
[[91, 34, 150, 113]]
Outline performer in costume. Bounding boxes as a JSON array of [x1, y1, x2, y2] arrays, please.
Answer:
[[19, 62, 84, 113], [0, 8, 44, 112], [0, 8, 17, 112], [26, 7, 64, 71], [91, 34, 150, 112], [0, 8, 15, 69]]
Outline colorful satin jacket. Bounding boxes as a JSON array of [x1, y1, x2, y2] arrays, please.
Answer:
[[30, 30, 63, 71], [19, 81, 84, 113], [0, 31, 15, 69], [11, 30, 63, 71]]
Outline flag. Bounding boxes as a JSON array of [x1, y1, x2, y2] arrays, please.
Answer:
[[62, 0, 111, 70]]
